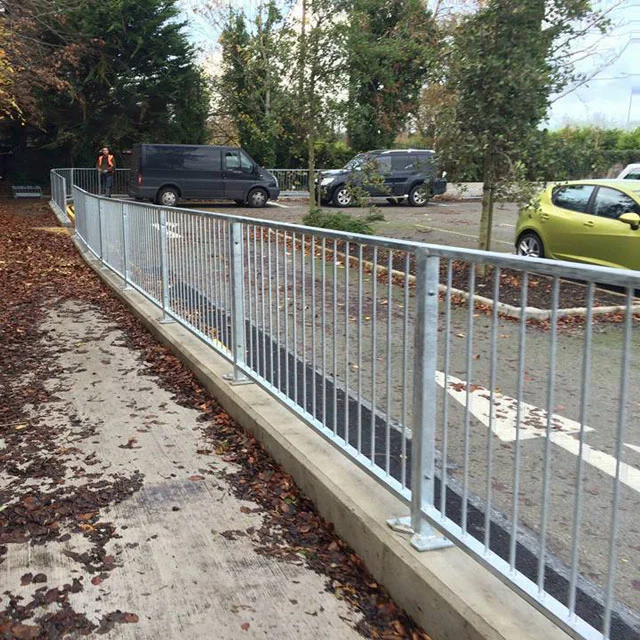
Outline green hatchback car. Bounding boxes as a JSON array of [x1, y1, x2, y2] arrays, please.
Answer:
[[515, 179, 640, 271]]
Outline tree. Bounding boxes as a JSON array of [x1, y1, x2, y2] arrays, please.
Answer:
[[216, 2, 293, 167], [343, 0, 437, 152], [4, 0, 211, 167], [0, 0, 89, 124], [440, 0, 610, 253]]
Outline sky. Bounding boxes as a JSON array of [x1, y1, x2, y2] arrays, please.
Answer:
[[181, 0, 640, 130], [548, 0, 640, 128]]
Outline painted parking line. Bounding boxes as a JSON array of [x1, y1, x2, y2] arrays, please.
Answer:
[[436, 372, 640, 494], [415, 224, 514, 246], [269, 202, 290, 209]]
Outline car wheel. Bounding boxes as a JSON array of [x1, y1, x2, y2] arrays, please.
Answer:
[[408, 184, 430, 207], [331, 185, 353, 207], [157, 187, 179, 207], [234, 199, 245, 206], [247, 188, 268, 208], [517, 231, 544, 258]]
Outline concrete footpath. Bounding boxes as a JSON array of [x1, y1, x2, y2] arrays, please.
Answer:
[[1, 301, 363, 638]]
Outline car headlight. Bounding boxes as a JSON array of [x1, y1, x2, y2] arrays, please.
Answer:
[[320, 177, 334, 186]]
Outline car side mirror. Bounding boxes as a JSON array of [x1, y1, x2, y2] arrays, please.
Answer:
[[619, 212, 640, 230]]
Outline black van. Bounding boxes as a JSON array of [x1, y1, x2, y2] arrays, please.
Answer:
[[128, 144, 279, 207], [317, 149, 446, 207]]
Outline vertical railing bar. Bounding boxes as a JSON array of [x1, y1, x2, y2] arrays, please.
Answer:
[[371, 246, 378, 465], [284, 231, 290, 398], [260, 228, 267, 379], [509, 270, 529, 570], [357, 244, 363, 455], [440, 259, 453, 518], [568, 281, 595, 614], [537, 276, 559, 591], [603, 287, 633, 638], [461, 262, 476, 535], [333, 239, 338, 436], [385, 250, 393, 476], [401, 252, 410, 489], [311, 236, 317, 418], [322, 237, 327, 427], [276, 230, 282, 392], [293, 232, 298, 405], [302, 234, 308, 414], [484, 265, 501, 551], [344, 241, 350, 447], [215, 220, 223, 345]]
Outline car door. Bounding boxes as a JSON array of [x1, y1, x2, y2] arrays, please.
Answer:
[[582, 186, 640, 270], [223, 149, 256, 200], [544, 184, 596, 261], [390, 154, 416, 196], [363, 156, 392, 196]]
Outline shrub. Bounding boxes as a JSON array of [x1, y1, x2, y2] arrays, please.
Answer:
[[302, 208, 384, 235]]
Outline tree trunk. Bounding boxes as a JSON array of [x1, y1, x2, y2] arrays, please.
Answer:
[[478, 153, 495, 253]]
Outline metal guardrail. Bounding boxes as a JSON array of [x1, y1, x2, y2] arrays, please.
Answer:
[[68, 182, 640, 640], [55, 167, 317, 199]]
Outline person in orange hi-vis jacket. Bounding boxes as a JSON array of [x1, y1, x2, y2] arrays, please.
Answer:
[[96, 146, 115, 197]]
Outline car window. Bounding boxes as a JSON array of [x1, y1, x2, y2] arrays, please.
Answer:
[[391, 155, 409, 171], [373, 157, 392, 174], [624, 171, 640, 180], [592, 187, 640, 220], [551, 184, 595, 213], [184, 147, 221, 172]]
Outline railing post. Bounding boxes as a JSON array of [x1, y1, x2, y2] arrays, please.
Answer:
[[122, 203, 131, 290], [159, 209, 173, 323], [225, 222, 250, 384], [409, 248, 452, 551]]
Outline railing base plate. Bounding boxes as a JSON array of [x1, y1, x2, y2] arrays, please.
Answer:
[[387, 516, 453, 552], [222, 372, 254, 386]]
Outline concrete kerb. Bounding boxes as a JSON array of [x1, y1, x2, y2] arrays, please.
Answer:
[[69, 232, 570, 640]]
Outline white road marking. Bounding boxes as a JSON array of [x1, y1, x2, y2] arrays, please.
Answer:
[[151, 223, 182, 239], [499, 223, 515, 228], [436, 372, 640, 493], [269, 201, 290, 209], [624, 443, 640, 455]]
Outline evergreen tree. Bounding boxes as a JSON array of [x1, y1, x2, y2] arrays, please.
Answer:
[[344, 0, 436, 152]]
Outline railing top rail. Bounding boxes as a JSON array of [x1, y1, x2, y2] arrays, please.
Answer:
[[70, 185, 640, 288]]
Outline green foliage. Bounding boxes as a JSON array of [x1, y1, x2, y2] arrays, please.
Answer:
[[19, 0, 211, 166], [532, 126, 640, 181], [302, 208, 384, 235], [343, 0, 436, 152], [432, 0, 609, 251]]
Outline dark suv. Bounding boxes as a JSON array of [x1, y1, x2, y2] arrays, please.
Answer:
[[317, 149, 446, 207]]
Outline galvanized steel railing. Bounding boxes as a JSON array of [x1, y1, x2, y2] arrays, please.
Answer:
[[55, 167, 317, 198], [68, 183, 640, 640]]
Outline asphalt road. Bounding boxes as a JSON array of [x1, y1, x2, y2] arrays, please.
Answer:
[[180, 196, 520, 252], [150, 196, 640, 637]]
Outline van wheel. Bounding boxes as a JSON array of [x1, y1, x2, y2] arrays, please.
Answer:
[[247, 188, 268, 208], [157, 187, 179, 207], [408, 184, 430, 207]]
